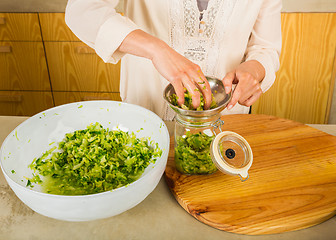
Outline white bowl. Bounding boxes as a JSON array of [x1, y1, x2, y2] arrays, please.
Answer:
[[0, 101, 170, 221]]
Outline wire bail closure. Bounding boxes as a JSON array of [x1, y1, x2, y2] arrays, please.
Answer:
[[211, 119, 224, 135]]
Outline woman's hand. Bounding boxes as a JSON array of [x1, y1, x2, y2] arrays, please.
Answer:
[[118, 30, 212, 109], [222, 60, 265, 110], [150, 41, 212, 109]]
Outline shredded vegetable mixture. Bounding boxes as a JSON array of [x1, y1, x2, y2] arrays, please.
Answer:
[[175, 131, 217, 174], [169, 92, 217, 110], [28, 123, 162, 195]]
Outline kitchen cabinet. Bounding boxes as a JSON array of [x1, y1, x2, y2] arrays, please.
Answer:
[[39, 13, 121, 103], [53, 92, 121, 106], [44, 41, 120, 92], [252, 13, 336, 124], [0, 13, 53, 116], [0, 42, 50, 91], [38, 12, 80, 41], [0, 12, 121, 116], [0, 91, 53, 116], [0, 13, 41, 41]]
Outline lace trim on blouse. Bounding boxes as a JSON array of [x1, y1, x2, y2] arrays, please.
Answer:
[[169, 0, 237, 77]]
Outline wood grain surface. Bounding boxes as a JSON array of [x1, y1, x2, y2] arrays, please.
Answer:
[[164, 114, 336, 235], [44, 42, 120, 92], [0, 42, 50, 91], [53, 91, 121, 106], [0, 13, 41, 41], [0, 91, 54, 116], [252, 13, 336, 124], [39, 13, 80, 42]]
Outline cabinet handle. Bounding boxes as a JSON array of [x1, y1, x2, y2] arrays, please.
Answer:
[[0, 94, 23, 103], [75, 46, 96, 54], [0, 45, 11, 53], [82, 96, 112, 101], [0, 17, 5, 25]]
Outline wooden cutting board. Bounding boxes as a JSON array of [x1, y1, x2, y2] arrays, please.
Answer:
[[164, 114, 336, 235]]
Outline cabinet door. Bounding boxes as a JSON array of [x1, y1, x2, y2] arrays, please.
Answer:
[[251, 13, 336, 124], [0, 91, 54, 116], [0, 13, 41, 41], [0, 42, 50, 91], [45, 42, 120, 92], [39, 13, 80, 41], [53, 92, 121, 106]]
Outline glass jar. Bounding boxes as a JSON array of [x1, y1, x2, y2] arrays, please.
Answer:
[[174, 113, 221, 175], [164, 77, 253, 181]]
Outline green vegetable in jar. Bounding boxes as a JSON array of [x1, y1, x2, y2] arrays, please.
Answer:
[[175, 131, 217, 174], [169, 91, 217, 110], [27, 123, 162, 195]]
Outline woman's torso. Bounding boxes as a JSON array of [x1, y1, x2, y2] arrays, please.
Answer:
[[120, 0, 263, 119]]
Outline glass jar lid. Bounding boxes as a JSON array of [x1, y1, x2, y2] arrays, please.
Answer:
[[210, 131, 253, 181]]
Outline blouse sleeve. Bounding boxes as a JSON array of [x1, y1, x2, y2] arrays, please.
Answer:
[[65, 0, 140, 64], [244, 0, 282, 93]]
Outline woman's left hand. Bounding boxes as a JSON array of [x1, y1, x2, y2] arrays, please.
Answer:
[[222, 60, 265, 110]]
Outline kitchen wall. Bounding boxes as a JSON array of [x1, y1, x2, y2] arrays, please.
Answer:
[[282, 0, 336, 12]]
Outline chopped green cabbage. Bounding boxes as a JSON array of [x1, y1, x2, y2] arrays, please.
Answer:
[[175, 131, 217, 174], [28, 123, 162, 195], [169, 92, 217, 111]]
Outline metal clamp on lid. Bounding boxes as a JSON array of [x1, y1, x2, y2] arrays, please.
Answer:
[[210, 131, 253, 181]]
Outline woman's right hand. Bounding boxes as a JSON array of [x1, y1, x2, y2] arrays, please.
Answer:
[[150, 41, 212, 109], [118, 30, 212, 109]]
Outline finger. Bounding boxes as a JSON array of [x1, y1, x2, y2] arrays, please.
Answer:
[[170, 79, 186, 106], [237, 78, 262, 104], [226, 85, 242, 110], [190, 71, 212, 109], [241, 89, 262, 107], [181, 75, 201, 109], [222, 71, 236, 94]]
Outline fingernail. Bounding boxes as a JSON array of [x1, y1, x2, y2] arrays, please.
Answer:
[[227, 104, 232, 110], [225, 87, 231, 94]]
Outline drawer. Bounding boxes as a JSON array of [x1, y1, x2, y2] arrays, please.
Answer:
[[0, 91, 54, 116], [0, 42, 50, 91], [53, 91, 121, 106], [45, 42, 120, 92], [0, 13, 41, 41], [39, 13, 80, 42]]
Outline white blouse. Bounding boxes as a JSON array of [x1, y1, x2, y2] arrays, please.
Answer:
[[65, 0, 282, 120]]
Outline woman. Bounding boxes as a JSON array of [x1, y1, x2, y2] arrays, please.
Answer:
[[65, 0, 281, 120]]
